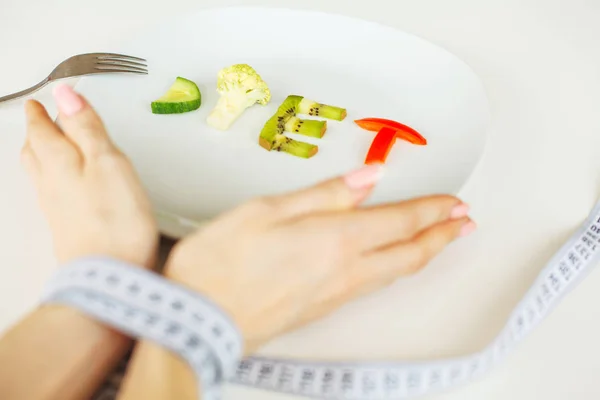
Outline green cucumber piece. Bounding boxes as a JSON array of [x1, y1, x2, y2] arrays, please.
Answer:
[[151, 77, 201, 114]]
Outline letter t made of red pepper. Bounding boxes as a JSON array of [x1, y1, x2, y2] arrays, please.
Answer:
[[355, 118, 427, 165]]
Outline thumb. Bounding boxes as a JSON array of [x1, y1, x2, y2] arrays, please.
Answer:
[[271, 164, 385, 220], [53, 84, 117, 159]]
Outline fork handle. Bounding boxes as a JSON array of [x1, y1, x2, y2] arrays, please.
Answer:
[[0, 77, 51, 104]]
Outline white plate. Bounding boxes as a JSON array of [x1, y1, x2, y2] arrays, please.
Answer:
[[75, 7, 490, 238]]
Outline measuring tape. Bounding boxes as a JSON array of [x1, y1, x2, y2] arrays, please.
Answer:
[[230, 199, 600, 399], [93, 199, 600, 400]]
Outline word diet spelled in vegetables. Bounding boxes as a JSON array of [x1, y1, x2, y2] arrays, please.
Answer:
[[149, 64, 427, 162]]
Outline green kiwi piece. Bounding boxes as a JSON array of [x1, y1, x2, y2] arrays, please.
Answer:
[[259, 114, 318, 158], [276, 95, 303, 117], [273, 134, 318, 158], [297, 97, 347, 121], [284, 116, 327, 138], [259, 94, 344, 158], [259, 114, 286, 151]]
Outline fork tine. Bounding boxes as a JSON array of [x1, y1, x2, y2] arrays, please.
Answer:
[[94, 66, 148, 75], [96, 59, 147, 68], [96, 53, 146, 62]]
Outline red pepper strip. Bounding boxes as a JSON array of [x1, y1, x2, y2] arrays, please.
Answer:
[[355, 118, 427, 145], [364, 127, 398, 165]]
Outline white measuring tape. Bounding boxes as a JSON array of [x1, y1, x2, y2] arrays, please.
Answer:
[[230, 199, 600, 399], [93, 199, 600, 400]]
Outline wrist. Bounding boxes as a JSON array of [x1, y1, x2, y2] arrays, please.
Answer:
[[163, 263, 265, 355], [39, 304, 132, 349], [42, 257, 245, 394], [119, 340, 198, 400], [0, 304, 131, 400], [56, 234, 160, 270]]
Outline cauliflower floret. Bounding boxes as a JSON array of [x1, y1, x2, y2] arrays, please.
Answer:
[[206, 64, 271, 130]]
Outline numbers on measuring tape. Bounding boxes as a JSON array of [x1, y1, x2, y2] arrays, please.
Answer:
[[547, 272, 561, 292], [581, 236, 598, 253], [299, 368, 316, 393], [236, 359, 253, 382], [515, 315, 526, 334], [535, 294, 545, 312], [321, 369, 336, 395], [361, 371, 378, 396], [579, 246, 591, 261], [541, 283, 553, 302], [558, 261, 572, 281], [407, 371, 422, 392], [428, 369, 442, 388], [257, 364, 274, 386], [584, 229, 597, 240], [277, 365, 294, 390], [527, 305, 537, 324], [341, 370, 355, 394], [568, 250, 582, 269], [586, 230, 600, 244], [498, 337, 508, 358], [384, 371, 402, 395], [449, 367, 462, 383]]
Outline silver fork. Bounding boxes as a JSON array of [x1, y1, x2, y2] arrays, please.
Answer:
[[0, 52, 148, 103]]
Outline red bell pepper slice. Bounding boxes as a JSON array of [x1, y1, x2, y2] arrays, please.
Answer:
[[364, 127, 398, 165], [355, 118, 427, 145]]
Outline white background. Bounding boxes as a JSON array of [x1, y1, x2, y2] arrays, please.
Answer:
[[1, 0, 600, 399]]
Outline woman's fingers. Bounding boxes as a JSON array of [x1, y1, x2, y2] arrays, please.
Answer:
[[24, 100, 80, 170], [361, 217, 474, 278], [289, 218, 473, 329], [265, 165, 384, 221], [301, 195, 466, 253], [280, 218, 475, 333], [352, 195, 466, 251], [53, 84, 117, 159]]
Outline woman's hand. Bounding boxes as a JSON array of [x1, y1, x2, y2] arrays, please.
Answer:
[[165, 165, 475, 352], [0, 85, 161, 400], [22, 84, 158, 268]]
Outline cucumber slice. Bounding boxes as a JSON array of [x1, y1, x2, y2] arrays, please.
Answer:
[[151, 77, 201, 114]]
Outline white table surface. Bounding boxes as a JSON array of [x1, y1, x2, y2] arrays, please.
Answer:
[[1, 0, 600, 399]]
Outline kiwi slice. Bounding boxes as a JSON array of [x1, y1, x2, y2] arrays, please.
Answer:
[[259, 114, 318, 158], [258, 95, 302, 147], [276, 95, 303, 117], [297, 98, 347, 121], [284, 117, 327, 138], [273, 134, 318, 158], [259, 114, 286, 151], [258, 94, 342, 158]]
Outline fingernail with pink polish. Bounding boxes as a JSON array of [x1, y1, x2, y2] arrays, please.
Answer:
[[53, 84, 84, 116], [460, 220, 477, 237], [450, 203, 470, 219], [343, 164, 385, 190]]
